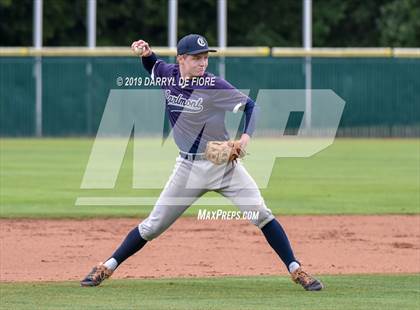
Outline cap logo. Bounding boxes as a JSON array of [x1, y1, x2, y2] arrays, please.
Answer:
[[197, 37, 206, 47]]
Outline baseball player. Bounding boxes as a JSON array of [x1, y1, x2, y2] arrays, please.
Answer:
[[81, 34, 323, 291]]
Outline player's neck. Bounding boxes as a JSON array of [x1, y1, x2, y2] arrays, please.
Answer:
[[179, 67, 192, 79]]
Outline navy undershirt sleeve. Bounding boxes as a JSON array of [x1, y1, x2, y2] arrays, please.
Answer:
[[141, 52, 158, 74], [242, 97, 258, 136]]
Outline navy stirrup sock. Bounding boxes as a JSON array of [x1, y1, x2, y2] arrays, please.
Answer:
[[261, 219, 296, 268], [111, 227, 147, 266]]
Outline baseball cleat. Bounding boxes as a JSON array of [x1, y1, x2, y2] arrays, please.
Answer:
[[291, 267, 324, 291], [80, 263, 113, 287]]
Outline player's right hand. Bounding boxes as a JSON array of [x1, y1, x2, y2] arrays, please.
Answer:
[[131, 39, 152, 57]]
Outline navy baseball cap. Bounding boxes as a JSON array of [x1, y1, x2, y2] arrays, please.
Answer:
[[177, 34, 217, 55]]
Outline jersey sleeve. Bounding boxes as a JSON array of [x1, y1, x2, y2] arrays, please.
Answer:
[[141, 52, 158, 74], [151, 60, 175, 80], [210, 77, 249, 112]]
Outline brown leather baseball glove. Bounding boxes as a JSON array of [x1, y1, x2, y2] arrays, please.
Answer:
[[204, 140, 246, 165]]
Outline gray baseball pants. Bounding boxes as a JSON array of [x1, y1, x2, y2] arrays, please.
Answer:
[[138, 156, 274, 240]]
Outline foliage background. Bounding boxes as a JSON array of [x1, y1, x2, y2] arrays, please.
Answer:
[[1, 0, 419, 47]]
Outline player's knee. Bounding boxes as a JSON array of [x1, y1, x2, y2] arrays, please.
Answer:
[[138, 220, 166, 241], [250, 202, 275, 228]]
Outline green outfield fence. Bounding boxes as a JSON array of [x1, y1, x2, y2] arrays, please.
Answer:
[[0, 47, 419, 137]]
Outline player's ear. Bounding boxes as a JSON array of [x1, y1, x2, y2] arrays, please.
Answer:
[[177, 54, 188, 64]]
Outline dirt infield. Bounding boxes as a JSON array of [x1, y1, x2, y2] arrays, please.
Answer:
[[1, 215, 419, 282]]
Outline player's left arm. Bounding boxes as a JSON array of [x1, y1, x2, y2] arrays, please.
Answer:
[[238, 97, 257, 149], [210, 77, 257, 149]]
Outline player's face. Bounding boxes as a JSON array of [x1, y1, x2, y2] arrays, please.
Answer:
[[179, 52, 208, 77]]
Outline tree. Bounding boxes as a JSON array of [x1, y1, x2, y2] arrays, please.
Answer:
[[0, 0, 418, 47], [0, 0, 32, 46], [377, 0, 420, 47]]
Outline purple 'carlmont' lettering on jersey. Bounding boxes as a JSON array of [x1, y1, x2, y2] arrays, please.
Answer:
[[152, 60, 249, 154]]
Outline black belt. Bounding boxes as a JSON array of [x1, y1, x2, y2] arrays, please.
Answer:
[[179, 152, 206, 161]]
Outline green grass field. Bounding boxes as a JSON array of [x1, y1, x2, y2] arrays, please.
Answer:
[[1, 138, 419, 309], [1, 138, 419, 217], [0, 139, 420, 217], [1, 275, 419, 310]]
